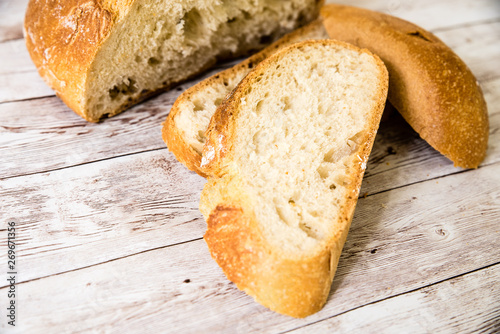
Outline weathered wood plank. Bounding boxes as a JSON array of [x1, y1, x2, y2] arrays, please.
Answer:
[[0, 0, 29, 43], [0, 39, 33, 75], [0, 149, 206, 285], [1, 162, 498, 333], [289, 264, 500, 333], [0, 70, 54, 103]]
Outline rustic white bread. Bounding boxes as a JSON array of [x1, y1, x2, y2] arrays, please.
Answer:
[[24, 0, 323, 122], [321, 4, 489, 169], [199, 40, 389, 317], [163, 20, 329, 176]]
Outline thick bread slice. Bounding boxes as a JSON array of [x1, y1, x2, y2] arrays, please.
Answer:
[[199, 40, 388, 317], [163, 20, 329, 176], [24, 0, 323, 122], [321, 4, 489, 169]]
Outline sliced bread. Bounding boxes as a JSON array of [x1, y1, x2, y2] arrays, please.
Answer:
[[321, 4, 489, 168], [163, 20, 329, 176], [24, 0, 323, 122], [199, 40, 389, 317]]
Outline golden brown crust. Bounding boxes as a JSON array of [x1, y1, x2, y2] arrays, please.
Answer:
[[200, 40, 388, 317], [24, 0, 124, 121], [321, 4, 489, 168], [163, 20, 327, 176], [204, 202, 335, 318]]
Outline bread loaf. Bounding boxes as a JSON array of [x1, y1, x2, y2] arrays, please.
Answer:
[[163, 20, 329, 176], [24, 0, 323, 122], [199, 40, 388, 317], [321, 4, 489, 168]]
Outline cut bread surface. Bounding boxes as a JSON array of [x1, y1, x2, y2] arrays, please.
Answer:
[[200, 40, 388, 317], [25, 0, 322, 122], [163, 20, 329, 176]]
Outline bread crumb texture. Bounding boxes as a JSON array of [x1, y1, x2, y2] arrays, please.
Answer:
[[201, 40, 388, 317], [231, 42, 382, 252]]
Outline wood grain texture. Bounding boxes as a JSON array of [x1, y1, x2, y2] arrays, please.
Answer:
[[0, 149, 206, 285], [289, 264, 500, 333], [0, 0, 29, 42], [0, 70, 54, 103], [1, 162, 498, 333], [0, 39, 34, 75]]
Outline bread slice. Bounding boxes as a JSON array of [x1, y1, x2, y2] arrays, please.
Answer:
[[163, 20, 329, 176], [24, 0, 323, 122], [199, 40, 388, 317], [321, 4, 489, 168]]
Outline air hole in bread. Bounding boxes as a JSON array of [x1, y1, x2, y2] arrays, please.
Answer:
[[323, 148, 336, 163], [182, 8, 203, 40], [148, 57, 161, 66], [349, 131, 365, 145], [135, 55, 142, 63], [329, 184, 337, 190], [196, 130, 206, 143], [317, 165, 329, 179], [108, 78, 137, 100], [299, 222, 317, 239], [193, 99, 204, 112], [275, 205, 295, 228], [241, 10, 251, 20], [334, 174, 350, 187], [256, 100, 264, 112], [214, 98, 223, 107], [259, 34, 273, 45], [282, 96, 291, 110]]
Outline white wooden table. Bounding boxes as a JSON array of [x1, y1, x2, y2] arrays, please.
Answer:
[[1, 0, 499, 332]]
